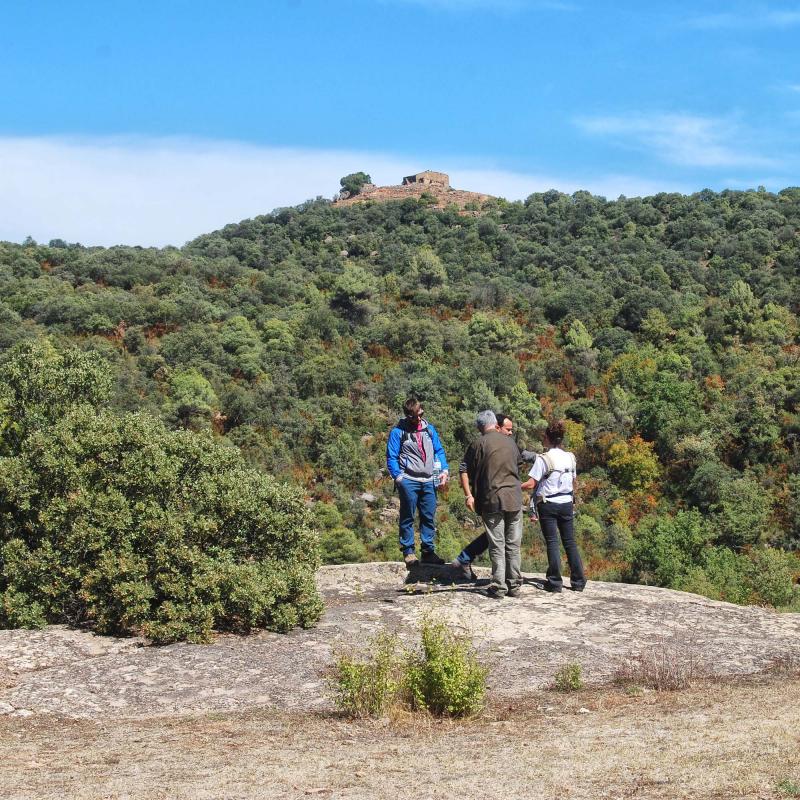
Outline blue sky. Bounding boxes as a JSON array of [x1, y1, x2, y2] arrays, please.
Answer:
[[1, 0, 799, 245]]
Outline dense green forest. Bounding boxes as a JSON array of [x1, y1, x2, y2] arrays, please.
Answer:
[[2, 186, 799, 611]]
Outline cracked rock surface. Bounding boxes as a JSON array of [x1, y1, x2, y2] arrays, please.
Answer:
[[1, 563, 798, 720]]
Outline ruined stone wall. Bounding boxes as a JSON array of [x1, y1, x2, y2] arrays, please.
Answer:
[[402, 171, 450, 188]]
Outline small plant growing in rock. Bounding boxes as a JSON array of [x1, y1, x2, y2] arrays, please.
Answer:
[[405, 616, 488, 717], [329, 631, 402, 718], [553, 663, 584, 692], [777, 778, 800, 797], [328, 617, 488, 718]]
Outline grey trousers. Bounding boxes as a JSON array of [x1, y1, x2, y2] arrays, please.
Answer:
[[481, 509, 523, 593]]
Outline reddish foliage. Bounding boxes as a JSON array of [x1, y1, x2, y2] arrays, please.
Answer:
[[534, 329, 557, 351], [586, 385, 607, 402], [557, 370, 577, 396], [626, 491, 659, 525], [516, 350, 537, 364], [144, 323, 179, 341], [211, 411, 227, 436], [366, 344, 391, 358]]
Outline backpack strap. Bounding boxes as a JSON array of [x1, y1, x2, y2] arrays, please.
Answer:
[[539, 451, 557, 479], [537, 450, 576, 502]]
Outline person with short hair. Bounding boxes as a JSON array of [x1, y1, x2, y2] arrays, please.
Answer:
[[386, 397, 449, 567], [461, 410, 523, 598], [451, 413, 533, 578], [521, 420, 586, 593]]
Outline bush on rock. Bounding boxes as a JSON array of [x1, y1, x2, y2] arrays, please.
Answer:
[[0, 340, 323, 643]]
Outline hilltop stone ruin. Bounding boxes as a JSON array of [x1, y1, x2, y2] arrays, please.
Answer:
[[335, 170, 492, 211]]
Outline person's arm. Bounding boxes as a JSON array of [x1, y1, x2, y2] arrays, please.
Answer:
[[520, 455, 543, 493], [460, 470, 475, 512], [460, 442, 476, 511], [428, 424, 449, 486], [386, 427, 403, 481]]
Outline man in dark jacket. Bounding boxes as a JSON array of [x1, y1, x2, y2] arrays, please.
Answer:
[[451, 413, 532, 578], [386, 397, 449, 567], [460, 410, 523, 597]]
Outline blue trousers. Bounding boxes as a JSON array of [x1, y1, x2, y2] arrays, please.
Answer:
[[397, 478, 437, 555]]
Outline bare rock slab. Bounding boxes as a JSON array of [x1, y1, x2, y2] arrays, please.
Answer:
[[1, 562, 798, 720]]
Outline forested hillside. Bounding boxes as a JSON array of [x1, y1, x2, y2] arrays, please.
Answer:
[[2, 187, 799, 609]]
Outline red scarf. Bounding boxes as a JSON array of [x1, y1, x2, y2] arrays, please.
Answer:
[[413, 422, 425, 459]]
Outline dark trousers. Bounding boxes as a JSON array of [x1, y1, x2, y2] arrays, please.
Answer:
[[538, 501, 585, 590], [457, 532, 488, 564]]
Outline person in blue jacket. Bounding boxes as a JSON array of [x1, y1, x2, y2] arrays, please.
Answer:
[[386, 396, 449, 567]]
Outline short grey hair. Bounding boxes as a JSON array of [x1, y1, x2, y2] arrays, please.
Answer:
[[476, 409, 497, 432]]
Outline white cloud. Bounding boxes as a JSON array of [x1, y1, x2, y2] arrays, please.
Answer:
[[0, 135, 682, 247], [576, 113, 776, 169], [687, 8, 800, 29], [0, 136, 415, 247]]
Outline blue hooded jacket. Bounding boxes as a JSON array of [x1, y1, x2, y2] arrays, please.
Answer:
[[386, 418, 449, 481]]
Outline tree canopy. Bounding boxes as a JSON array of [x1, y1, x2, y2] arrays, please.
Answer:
[[1, 185, 799, 610]]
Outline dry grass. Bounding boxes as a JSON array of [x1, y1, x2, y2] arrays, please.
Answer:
[[612, 636, 709, 691], [763, 651, 800, 677], [2, 675, 799, 799]]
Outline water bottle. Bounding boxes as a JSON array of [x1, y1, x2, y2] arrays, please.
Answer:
[[432, 460, 441, 488]]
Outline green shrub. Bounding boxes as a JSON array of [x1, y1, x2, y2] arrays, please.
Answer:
[[553, 662, 584, 692], [328, 631, 402, 717], [0, 340, 323, 643], [676, 547, 751, 605], [320, 528, 369, 564], [626, 510, 714, 588], [328, 618, 488, 719], [777, 778, 800, 797], [676, 547, 800, 609], [405, 617, 488, 717], [746, 548, 800, 608]]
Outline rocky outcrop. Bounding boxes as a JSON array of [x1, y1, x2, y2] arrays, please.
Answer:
[[335, 172, 491, 211], [1, 563, 798, 719]]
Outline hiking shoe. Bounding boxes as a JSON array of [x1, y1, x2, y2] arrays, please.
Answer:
[[569, 584, 586, 592], [539, 582, 562, 593], [449, 559, 475, 581], [507, 587, 522, 598], [486, 585, 506, 599], [420, 550, 445, 565], [404, 552, 419, 568]]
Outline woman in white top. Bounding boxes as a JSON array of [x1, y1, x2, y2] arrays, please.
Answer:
[[521, 420, 586, 593]]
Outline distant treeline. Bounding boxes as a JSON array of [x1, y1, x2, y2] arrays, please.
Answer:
[[1, 187, 799, 608]]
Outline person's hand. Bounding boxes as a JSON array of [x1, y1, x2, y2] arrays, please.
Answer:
[[465, 495, 475, 512], [439, 470, 449, 487]]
